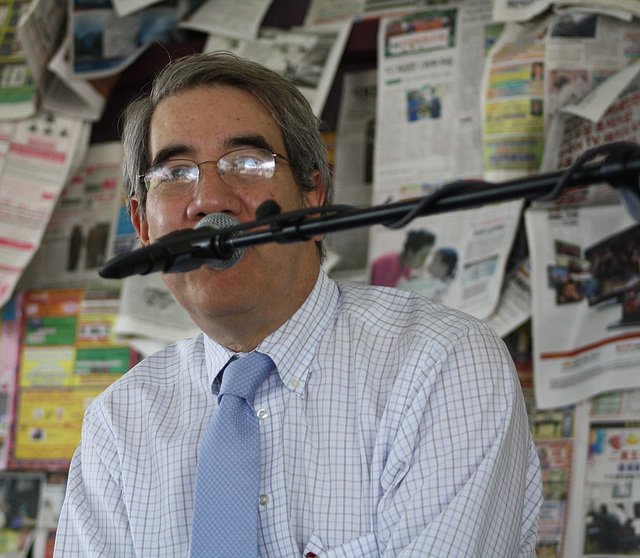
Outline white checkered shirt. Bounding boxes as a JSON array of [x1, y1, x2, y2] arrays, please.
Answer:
[[54, 270, 542, 557]]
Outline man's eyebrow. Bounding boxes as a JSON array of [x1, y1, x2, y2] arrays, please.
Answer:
[[223, 134, 276, 152], [151, 144, 193, 166], [150, 135, 279, 167]]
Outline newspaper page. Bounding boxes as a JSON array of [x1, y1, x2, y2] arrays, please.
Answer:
[[0, 113, 90, 308], [493, 0, 640, 22], [70, 0, 181, 80], [203, 21, 352, 116], [371, 1, 521, 319], [544, 10, 640, 125], [532, 409, 577, 557], [111, 0, 164, 17], [542, 95, 640, 209], [369, 201, 522, 320], [560, 392, 640, 557], [17, 2, 109, 122], [560, 58, 640, 124], [41, 36, 108, 122], [527, 71, 640, 410], [32, 476, 65, 558], [0, 0, 38, 120], [376, 1, 494, 195], [482, 18, 548, 182], [180, 0, 274, 40], [18, 142, 125, 291], [492, 0, 550, 22], [485, 258, 532, 338], [304, 0, 459, 25], [114, 273, 201, 345], [526, 202, 640, 410], [483, 9, 639, 185], [327, 69, 377, 272], [15, 0, 65, 89]]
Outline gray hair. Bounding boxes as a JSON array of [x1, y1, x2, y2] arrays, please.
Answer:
[[121, 51, 333, 255]]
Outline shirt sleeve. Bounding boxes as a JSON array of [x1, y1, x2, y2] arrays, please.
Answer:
[[53, 406, 136, 558], [376, 320, 542, 557]]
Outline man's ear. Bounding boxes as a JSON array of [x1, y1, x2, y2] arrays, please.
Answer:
[[304, 169, 326, 209], [304, 170, 326, 242], [130, 197, 150, 247]]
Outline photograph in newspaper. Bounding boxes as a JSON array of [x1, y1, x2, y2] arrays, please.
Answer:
[[368, 200, 522, 320]]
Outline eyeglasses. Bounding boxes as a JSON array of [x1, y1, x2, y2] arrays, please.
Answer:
[[140, 147, 290, 198]]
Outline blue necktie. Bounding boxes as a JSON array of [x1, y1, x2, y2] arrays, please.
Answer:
[[190, 351, 276, 557]]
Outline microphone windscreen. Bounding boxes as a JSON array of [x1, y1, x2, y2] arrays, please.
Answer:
[[196, 213, 245, 270]]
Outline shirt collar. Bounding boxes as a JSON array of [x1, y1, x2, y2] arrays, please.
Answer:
[[203, 269, 339, 398]]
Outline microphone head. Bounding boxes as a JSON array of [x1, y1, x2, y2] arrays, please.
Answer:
[[195, 213, 245, 270]]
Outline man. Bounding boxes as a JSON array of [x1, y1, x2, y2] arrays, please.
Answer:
[[54, 52, 542, 557]]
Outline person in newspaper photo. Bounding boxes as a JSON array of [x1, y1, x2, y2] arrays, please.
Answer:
[[369, 228, 436, 288], [53, 51, 542, 557]]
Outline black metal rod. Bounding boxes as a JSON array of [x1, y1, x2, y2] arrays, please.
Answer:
[[99, 142, 640, 279]]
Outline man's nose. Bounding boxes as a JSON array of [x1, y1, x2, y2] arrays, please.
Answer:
[[186, 162, 242, 218]]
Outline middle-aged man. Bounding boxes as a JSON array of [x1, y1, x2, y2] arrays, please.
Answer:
[[54, 52, 542, 557]]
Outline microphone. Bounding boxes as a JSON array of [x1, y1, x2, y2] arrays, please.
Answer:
[[195, 213, 245, 269], [98, 213, 244, 279]]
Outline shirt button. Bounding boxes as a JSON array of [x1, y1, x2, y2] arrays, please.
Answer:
[[290, 378, 300, 389], [257, 408, 269, 420], [258, 494, 270, 506]]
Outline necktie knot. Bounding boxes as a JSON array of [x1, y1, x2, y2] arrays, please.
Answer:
[[219, 351, 276, 405]]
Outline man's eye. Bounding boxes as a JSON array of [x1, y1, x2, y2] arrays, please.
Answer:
[[232, 156, 261, 172], [166, 165, 195, 181]]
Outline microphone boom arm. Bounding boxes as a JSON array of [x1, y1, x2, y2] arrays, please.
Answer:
[[99, 142, 640, 279]]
